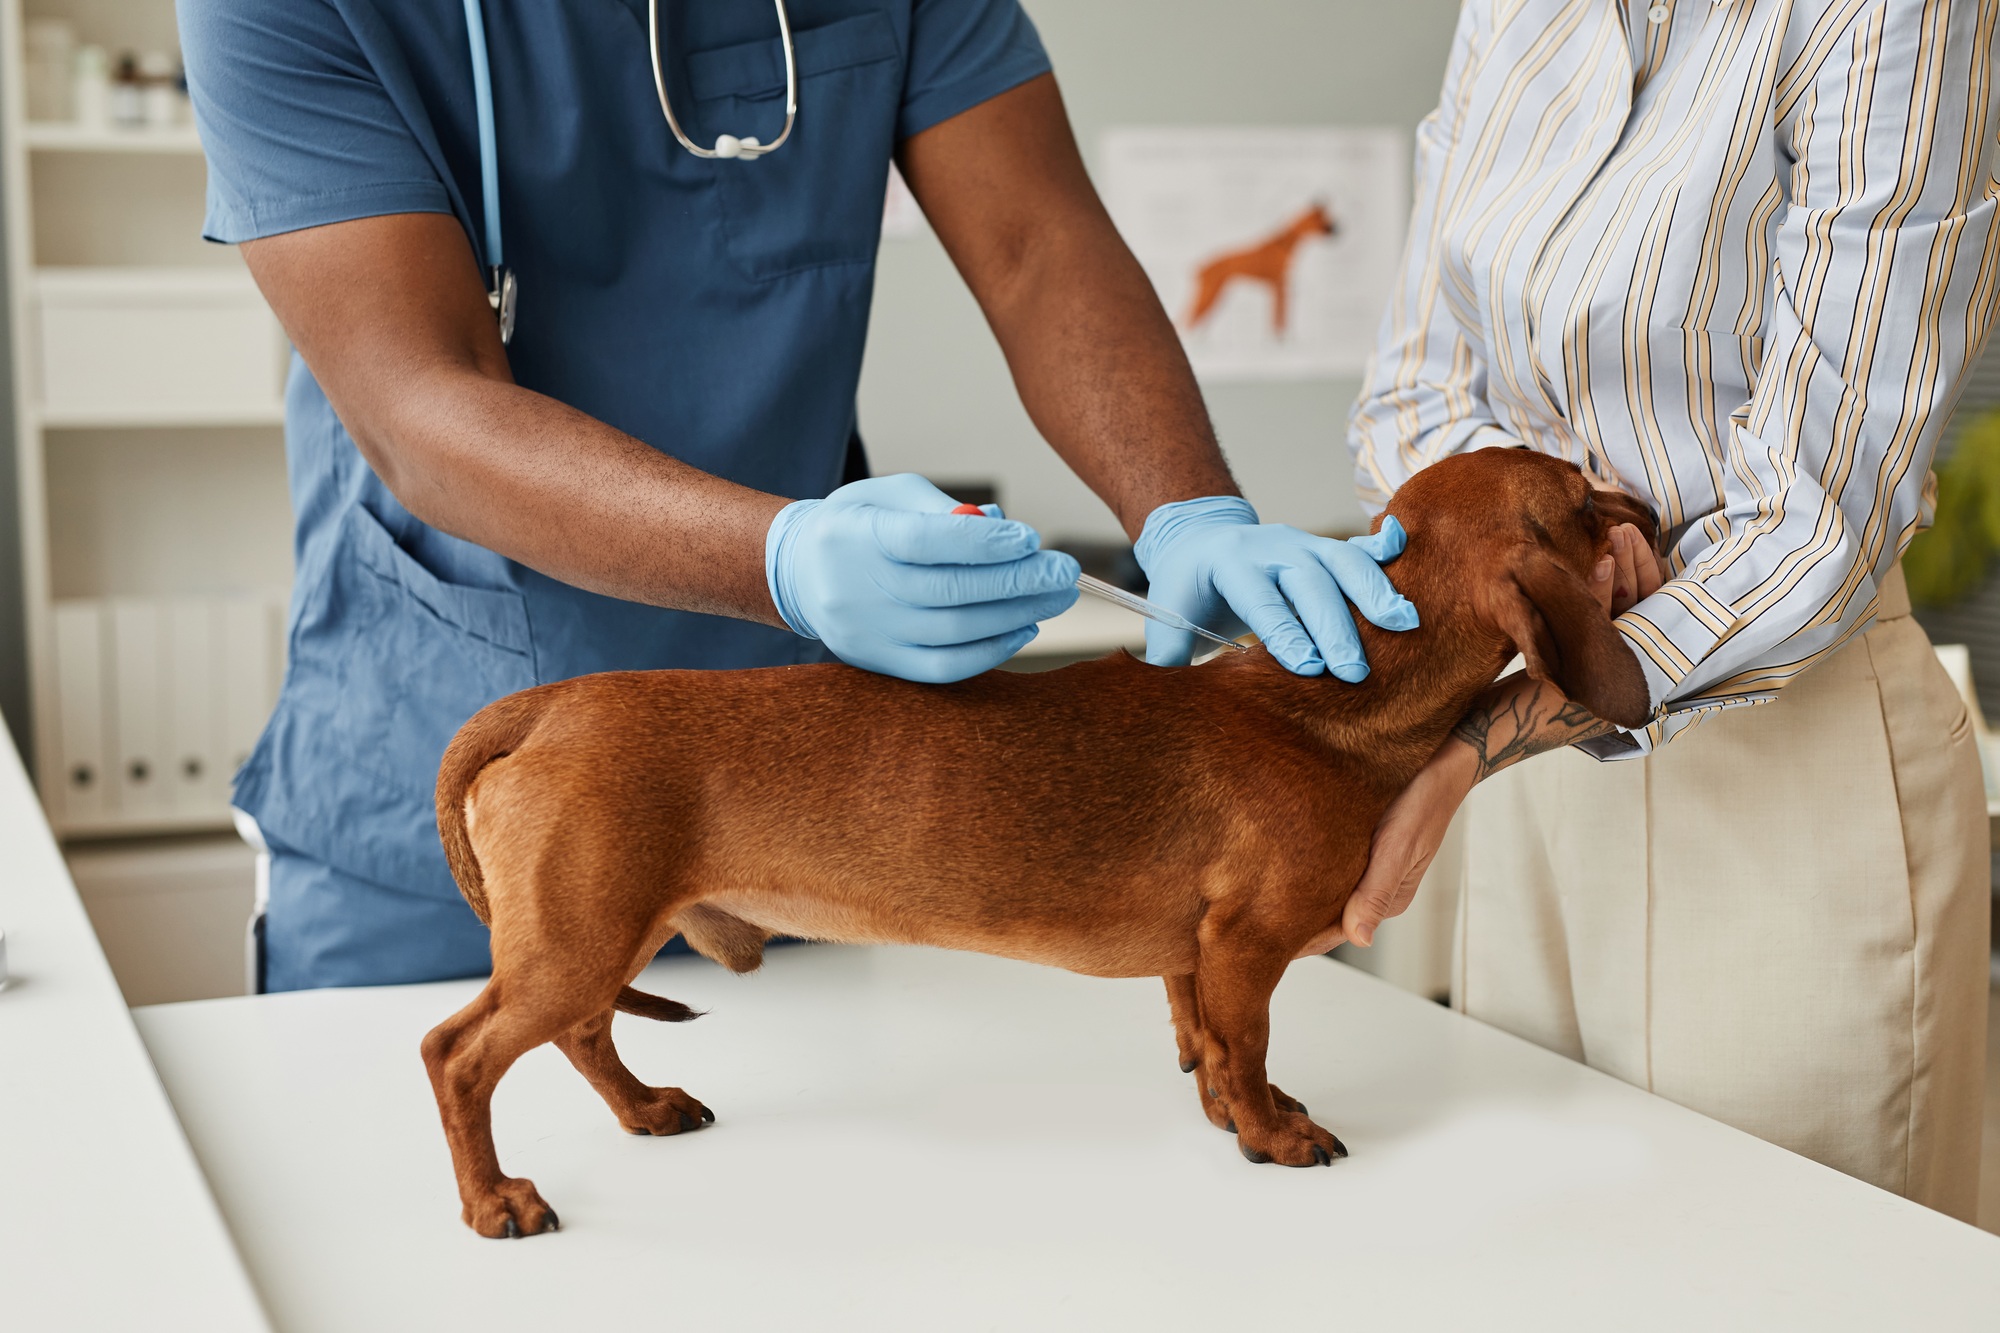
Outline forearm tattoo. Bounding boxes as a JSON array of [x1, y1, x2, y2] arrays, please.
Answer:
[[1450, 679, 1617, 781]]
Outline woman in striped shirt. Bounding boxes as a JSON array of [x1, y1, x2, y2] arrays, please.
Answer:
[[1345, 0, 1997, 1219]]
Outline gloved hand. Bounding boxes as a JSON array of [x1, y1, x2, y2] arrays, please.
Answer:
[[1134, 495, 1416, 677], [766, 474, 1080, 684]]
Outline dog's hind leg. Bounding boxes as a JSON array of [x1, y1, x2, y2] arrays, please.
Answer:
[[422, 973, 606, 1238], [554, 1008, 714, 1137]]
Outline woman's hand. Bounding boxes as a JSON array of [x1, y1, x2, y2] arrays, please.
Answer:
[[1312, 528, 1640, 956], [1294, 738, 1481, 958], [1588, 473, 1666, 615], [1603, 522, 1665, 615], [1317, 527, 1641, 960]]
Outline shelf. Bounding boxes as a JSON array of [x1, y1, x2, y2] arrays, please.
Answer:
[[57, 809, 237, 841], [36, 404, 286, 429], [24, 122, 204, 154], [35, 265, 259, 296]]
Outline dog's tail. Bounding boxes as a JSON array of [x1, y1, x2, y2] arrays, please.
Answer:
[[615, 987, 703, 1022], [434, 689, 548, 926]]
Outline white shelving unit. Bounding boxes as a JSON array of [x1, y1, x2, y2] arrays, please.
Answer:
[[22, 120, 200, 153], [3, 0, 292, 840]]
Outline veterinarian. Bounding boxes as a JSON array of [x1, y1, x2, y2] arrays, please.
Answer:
[[179, 1, 1418, 993], [1340, 0, 1997, 1221]]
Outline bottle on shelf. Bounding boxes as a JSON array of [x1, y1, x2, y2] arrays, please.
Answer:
[[139, 52, 184, 128], [111, 53, 146, 129], [74, 45, 111, 130]]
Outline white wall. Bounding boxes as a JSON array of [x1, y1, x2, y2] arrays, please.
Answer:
[[857, 0, 1460, 543]]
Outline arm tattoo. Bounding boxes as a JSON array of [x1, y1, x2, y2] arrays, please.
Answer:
[[1450, 678, 1617, 781]]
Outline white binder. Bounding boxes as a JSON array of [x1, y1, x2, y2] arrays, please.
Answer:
[[166, 599, 222, 814], [52, 601, 110, 825], [110, 599, 170, 822]]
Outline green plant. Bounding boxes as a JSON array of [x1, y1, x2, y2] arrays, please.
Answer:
[[1904, 409, 2000, 609]]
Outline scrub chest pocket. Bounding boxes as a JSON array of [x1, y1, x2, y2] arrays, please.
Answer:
[[329, 506, 539, 803], [688, 11, 902, 280]]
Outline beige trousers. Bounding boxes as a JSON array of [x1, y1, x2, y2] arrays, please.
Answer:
[[1450, 569, 1991, 1221]]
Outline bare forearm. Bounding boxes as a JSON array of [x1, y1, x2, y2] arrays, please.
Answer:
[[1448, 671, 1619, 781], [903, 75, 1237, 541], [356, 372, 788, 622], [241, 214, 787, 625], [986, 235, 1235, 539]]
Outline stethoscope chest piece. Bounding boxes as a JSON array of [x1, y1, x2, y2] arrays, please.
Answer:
[[488, 264, 518, 346]]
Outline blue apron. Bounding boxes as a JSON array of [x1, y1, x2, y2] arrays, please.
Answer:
[[180, 0, 1050, 987]]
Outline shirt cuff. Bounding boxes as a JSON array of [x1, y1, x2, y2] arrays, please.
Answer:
[[1570, 614, 1778, 761], [1572, 691, 1776, 761]]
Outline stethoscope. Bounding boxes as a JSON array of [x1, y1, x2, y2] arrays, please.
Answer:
[[460, 0, 800, 344]]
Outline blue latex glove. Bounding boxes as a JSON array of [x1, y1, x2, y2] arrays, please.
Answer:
[[1134, 496, 1416, 678], [766, 474, 1081, 683]]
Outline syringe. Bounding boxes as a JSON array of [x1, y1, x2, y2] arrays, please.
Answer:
[[948, 504, 1249, 655], [1073, 572, 1249, 654]]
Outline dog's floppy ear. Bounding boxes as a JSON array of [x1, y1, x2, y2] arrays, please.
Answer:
[[1483, 544, 1652, 729]]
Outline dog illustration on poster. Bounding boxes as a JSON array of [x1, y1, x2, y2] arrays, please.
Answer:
[[1183, 202, 1338, 337], [1102, 127, 1407, 382]]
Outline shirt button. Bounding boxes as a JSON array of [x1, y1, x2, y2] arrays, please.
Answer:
[[1648, 3, 1670, 20]]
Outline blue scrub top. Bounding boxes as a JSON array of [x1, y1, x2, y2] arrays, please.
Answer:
[[180, 0, 1050, 899]]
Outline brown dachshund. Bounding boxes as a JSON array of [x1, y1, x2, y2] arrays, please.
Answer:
[[421, 448, 1656, 1237], [1184, 201, 1337, 335]]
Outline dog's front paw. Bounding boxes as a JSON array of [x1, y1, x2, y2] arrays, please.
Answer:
[[620, 1087, 714, 1137], [1236, 1112, 1347, 1168], [464, 1176, 561, 1238], [1196, 1076, 1305, 1134]]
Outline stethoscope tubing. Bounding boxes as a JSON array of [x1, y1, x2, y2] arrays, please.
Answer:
[[461, 0, 505, 268], [461, 0, 798, 344], [649, 0, 798, 160]]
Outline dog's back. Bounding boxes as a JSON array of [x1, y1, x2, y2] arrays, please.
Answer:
[[444, 650, 1369, 980]]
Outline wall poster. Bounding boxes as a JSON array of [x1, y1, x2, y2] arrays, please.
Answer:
[[1102, 127, 1409, 381]]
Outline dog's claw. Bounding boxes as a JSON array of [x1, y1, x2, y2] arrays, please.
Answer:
[[678, 1111, 698, 1132], [1179, 1058, 1198, 1074], [1224, 1120, 1237, 1135], [1240, 1144, 1271, 1164], [502, 1218, 520, 1239], [543, 1210, 560, 1232], [1311, 1144, 1331, 1166], [699, 1106, 715, 1124], [1331, 1135, 1349, 1158]]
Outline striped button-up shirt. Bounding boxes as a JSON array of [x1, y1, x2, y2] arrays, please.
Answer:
[[1349, 0, 2000, 753]]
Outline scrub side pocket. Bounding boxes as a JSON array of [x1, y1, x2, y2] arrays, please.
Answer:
[[688, 11, 901, 281], [331, 505, 538, 804]]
